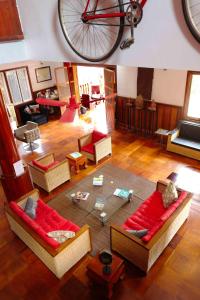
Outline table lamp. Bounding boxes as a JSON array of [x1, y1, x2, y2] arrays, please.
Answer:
[[99, 249, 113, 275]]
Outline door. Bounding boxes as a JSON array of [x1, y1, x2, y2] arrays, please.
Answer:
[[104, 67, 116, 132], [55, 67, 71, 114]]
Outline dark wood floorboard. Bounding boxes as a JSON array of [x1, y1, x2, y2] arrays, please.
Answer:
[[0, 112, 200, 300]]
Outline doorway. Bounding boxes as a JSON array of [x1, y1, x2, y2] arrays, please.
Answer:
[[77, 66, 107, 132], [76, 65, 116, 133], [77, 66, 105, 97]]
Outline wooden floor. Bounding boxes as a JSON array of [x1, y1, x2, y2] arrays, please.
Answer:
[[1, 113, 200, 300]]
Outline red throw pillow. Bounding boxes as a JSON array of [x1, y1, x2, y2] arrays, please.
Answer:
[[32, 160, 59, 171], [92, 130, 107, 143]]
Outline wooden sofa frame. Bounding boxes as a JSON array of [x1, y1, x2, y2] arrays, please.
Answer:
[[167, 129, 200, 160], [5, 189, 92, 279], [78, 133, 112, 164], [110, 180, 193, 273]]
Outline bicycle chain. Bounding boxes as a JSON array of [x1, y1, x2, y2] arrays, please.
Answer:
[[86, 1, 142, 27]]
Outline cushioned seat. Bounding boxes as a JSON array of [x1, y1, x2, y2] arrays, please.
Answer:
[[78, 130, 112, 164], [5, 189, 92, 278], [111, 180, 192, 273], [81, 143, 94, 154], [122, 189, 187, 242], [10, 199, 80, 249], [20, 103, 48, 125], [167, 120, 200, 160], [28, 113, 48, 125], [172, 137, 200, 150], [14, 121, 40, 152], [28, 152, 71, 192]]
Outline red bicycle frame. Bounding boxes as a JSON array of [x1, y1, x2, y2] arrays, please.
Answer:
[[83, 0, 147, 21]]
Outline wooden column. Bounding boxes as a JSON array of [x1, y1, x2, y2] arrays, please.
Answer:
[[0, 91, 33, 202]]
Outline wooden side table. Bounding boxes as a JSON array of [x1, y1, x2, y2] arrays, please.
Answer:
[[155, 128, 170, 147], [87, 252, 125, 299], [66, 153, 87, 174]]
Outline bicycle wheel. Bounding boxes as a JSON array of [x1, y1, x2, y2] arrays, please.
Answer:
[[58, 0, 124, 62], [182, 0, 200, 43]]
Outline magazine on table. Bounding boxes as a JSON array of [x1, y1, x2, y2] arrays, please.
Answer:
[[70, 152, 82, 159], [113, 188, 133, 200], [76, 191, 90, 201]]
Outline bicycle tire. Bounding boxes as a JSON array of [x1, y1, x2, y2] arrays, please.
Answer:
[[58, 0, 124, 62], [182, 0, 200, 43]]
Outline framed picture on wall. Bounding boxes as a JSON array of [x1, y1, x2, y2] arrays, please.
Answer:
[[35, 66, 52, 83]]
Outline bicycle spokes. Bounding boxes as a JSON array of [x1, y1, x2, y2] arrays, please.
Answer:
[[58, 0, 146, 62]]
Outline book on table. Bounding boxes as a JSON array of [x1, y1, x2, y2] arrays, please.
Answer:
[[76, 191, 90, 201], [155, 129, 169, 135], [94, 198, 104, 210], [93, 176, 103, 186], [113, 188, 133, 200], [70, 152, 82, 159]]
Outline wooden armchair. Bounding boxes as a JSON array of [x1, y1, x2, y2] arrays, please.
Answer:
[[28, 152, 70, 192], [78, 130, 112, 164]]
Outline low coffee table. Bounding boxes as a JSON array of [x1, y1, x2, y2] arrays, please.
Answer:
[[66, 152, 87, 174], [64, 169, 132, 225]]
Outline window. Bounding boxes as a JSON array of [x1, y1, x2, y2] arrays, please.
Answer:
[[5, 67, 32, 104], [1, 67, 32, 106], [0, 72, 11, 104], [184, 71, 200, 120], [0, 72, 17, 123]]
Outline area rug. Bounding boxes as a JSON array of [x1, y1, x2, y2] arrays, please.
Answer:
[[48, 163, 156, 254]]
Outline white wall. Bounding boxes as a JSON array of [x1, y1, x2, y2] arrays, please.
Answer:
[[117, 66, 137, 98], [17, 0, 76, 62], [1, 1, 200, 71], [0, 41, 28, 64], [152, 69, 187, 106], [0, 60, 63, 92], [117, 66, 187, 106], [108, 1, 200, 71], [26, 61, 63, 91]]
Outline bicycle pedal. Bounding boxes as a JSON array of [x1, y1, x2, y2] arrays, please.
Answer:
[[120, 38, 134, 49]]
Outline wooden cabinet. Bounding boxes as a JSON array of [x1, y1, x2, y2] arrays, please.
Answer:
[[0, 0, 24, 41]]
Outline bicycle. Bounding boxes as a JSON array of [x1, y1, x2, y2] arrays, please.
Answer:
[[58, 0, 147, 62]]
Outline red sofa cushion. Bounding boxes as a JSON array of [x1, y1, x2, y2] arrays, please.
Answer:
[[92, 130, 107, 143], [32, 160, 60, 171], [9, 199, 80, 249], [122, 190, 188, 243], [81, 131, 107, 154], [81, 143, 94, 154], [35, 200, 80, 232]]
